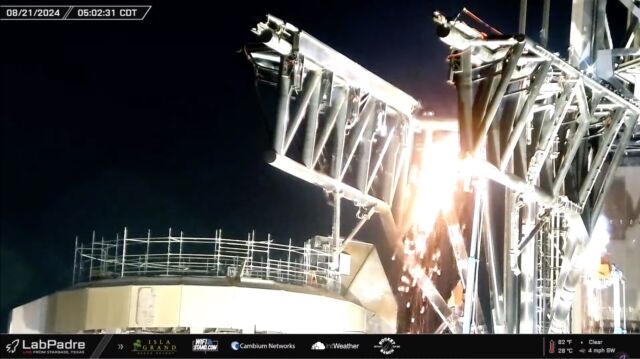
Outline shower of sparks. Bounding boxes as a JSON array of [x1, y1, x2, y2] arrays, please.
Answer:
[[411, 134, 461, 232], [399, 133, 463, 332]]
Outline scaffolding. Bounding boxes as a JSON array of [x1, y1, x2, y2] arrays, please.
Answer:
[[72, 229, 341, 293]]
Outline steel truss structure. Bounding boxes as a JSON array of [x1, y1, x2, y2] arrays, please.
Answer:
[[246, 15, 453, 248], [244, 1, 640, 334], [246, 15, 461, 332], [434, 0, 640, 333]]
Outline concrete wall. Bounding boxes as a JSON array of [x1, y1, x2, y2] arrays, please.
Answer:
[[9, 283, 370, 334]]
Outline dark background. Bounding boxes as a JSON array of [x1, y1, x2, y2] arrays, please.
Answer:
[[0, 0, 573, 330]]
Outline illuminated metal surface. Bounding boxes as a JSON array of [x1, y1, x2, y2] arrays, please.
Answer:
[[435, 1, 639, 334], [247, 15, 461, 331], [242, 3, 640, 334]]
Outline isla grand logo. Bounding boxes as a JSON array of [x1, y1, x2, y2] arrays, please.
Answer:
[[131, 338, 177, 355]]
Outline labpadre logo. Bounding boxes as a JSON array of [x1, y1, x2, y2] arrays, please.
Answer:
[[5, 339, 19, 354], [5, 338, 87, 355], [131, 338, 177, 355]]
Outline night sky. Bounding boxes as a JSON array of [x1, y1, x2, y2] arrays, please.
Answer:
[[0, 1, 573, 329]]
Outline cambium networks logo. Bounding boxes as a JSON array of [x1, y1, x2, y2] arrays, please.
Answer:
[[374, 337, 400, 355], [131, 338, 177, 355], [5, 338, 87, 355]]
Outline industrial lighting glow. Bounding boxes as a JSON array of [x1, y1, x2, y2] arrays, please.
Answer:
[[400, 133, 463, 332]]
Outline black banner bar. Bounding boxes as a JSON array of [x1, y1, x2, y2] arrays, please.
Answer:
[[0, 6, 151, 21], [1, 334, 638, 359]]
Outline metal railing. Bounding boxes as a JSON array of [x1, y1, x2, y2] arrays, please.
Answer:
[[72, 229, 341, 293]]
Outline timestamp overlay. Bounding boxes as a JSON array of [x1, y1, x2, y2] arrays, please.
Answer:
[[0, 5, 151, 21]]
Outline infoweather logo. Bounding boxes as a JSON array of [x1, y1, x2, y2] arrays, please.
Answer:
[[231, 341, 240, 351]]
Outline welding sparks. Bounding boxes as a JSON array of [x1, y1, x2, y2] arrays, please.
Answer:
[[399, 133, 463, 332], [411, 134, 461, 233]]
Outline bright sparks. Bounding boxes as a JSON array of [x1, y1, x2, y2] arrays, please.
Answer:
[[400, 133, 463, 332], [412, 134, 461, 234]]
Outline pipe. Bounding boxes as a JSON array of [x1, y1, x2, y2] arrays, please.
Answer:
[[332, 90, 348, 179], [419, 276, 462, 334], [274, 58, 291, 153], [516, 212, 548, 253], [500, 61, 551, 171], [578, 109, 627, 208], [313, 88, 347, 167], [482, 195, 505, 330], [463, 190, 483, 333], [366, 127, 397, 193], [283, 71, 322, 153], [552, 87, 600, 196], [590, 116, 638, 230], [302, 77, 321, 168], [466, 158, 555, 206], [527, 83, 576, 183], [457, 49, 474, 153], [340, 99, 376, 180], [473, 42, 525, 155], [444, 208, 470, 288], [333, 192, 341, 248], [503, 190, 520, 333], [524, 40, 640, 114], [541, 0, 550, 47], [356, 107, 376, 192], [519, 0, 528, 34], [547, 210, 590, 333]]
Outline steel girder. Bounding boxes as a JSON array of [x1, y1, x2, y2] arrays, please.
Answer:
[[249, 15, 420, 246], [435, 9, 640, 333], [247, 15, 464, 332]]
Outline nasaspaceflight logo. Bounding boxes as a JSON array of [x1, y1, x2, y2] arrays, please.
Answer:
[[374, 337, 400, 355]]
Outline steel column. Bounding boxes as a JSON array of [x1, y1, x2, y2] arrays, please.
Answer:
[[500, 61, 551, 171], [473, 42, 525, 155], [274, 58, 292, 153], [527, 84, 576, 183], [590, 115, 638, 230], [283, 71, 322, 153], [552, 85, 599, 195], [578, 108, 627, 208], [313, 88, 347, 168], [302, 77, 321, 167]]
